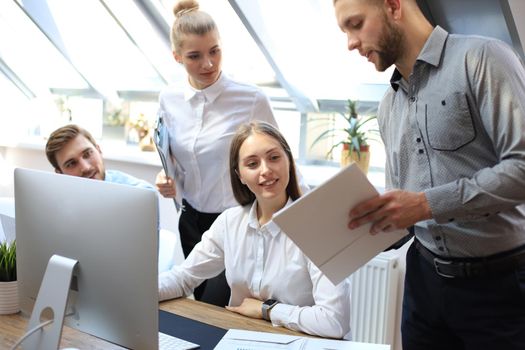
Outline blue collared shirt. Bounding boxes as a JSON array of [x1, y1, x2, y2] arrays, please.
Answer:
[[105, 169, 155, 191]]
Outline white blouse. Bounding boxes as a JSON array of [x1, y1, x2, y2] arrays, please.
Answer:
[[158, 200, 351, 339], [158, 73, 277, 213]]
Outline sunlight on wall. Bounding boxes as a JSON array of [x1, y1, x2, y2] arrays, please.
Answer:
[[0, 153, 14, 193]]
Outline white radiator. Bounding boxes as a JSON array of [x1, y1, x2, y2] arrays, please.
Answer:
[[348, 251, 400, 345]]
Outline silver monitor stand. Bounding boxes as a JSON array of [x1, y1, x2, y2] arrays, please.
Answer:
[[23, 255, 77, 350]]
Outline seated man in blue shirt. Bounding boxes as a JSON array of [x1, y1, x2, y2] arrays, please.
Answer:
[[46, 125, 180, 272], [45, 124, 154, 190]]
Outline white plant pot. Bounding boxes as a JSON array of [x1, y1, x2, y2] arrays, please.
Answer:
[[0, 280, 19, 314]]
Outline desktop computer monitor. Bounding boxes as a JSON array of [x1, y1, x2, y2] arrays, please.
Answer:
[[15, 167, 160, 349]]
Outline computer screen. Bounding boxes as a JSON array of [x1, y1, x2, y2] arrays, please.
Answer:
[[15, 167, 160, 349]]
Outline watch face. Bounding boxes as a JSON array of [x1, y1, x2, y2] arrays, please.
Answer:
[[264, 299, 278, 306]]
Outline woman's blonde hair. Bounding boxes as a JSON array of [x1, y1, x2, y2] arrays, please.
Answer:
[[170, 0, 218, 52]]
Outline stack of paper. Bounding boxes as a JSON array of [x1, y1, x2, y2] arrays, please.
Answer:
[[214, 329, 390, 350]]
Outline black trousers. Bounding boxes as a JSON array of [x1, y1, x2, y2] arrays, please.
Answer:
[[402, 242, 525, 350], [178, 199, 231, 307]]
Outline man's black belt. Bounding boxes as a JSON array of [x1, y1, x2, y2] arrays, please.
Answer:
[[415, 240, 525, 278]]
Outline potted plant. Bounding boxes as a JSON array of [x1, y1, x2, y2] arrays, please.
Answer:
[[0, 240, 19, 314], [311, 99, 378, 173]]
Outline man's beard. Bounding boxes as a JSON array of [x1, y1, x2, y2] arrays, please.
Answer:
[[374, 16, 404, 72]]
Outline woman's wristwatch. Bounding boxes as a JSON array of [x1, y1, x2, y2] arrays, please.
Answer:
[[262, 299, 279, 321]]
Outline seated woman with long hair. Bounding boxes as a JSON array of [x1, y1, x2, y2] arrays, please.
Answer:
[[159, 121, 350, 338]]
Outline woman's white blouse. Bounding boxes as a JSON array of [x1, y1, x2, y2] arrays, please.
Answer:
[[158, 73, 277, 213], [158, 201, 351, 339]]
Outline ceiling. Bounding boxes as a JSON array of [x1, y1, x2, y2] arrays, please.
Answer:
[[2, 0, 524, 116]]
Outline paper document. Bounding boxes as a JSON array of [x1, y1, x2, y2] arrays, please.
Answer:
[[214, 329, 303, 349], [154, 111, 180, 212], [273, 163, 407, 285], [213, 329, 390, 350]]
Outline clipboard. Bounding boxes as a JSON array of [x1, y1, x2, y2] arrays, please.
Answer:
[[273, 163, 408, 285], [154, 111, 181, 212]]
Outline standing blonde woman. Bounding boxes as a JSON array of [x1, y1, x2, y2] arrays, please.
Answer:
[[156, 0, 278, 306]]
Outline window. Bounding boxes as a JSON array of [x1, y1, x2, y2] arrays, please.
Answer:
[[0, 1, 89, 94], [1, 0, 390, 174]]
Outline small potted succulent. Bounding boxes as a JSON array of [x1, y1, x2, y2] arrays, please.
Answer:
[[0, 240, 19, 314], [311, 99, 378, 173]]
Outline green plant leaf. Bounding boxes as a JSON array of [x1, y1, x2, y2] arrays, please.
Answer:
[[0, 240, 16, 282]]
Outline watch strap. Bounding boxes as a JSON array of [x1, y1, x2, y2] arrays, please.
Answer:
[[262, 299, 279, 321]]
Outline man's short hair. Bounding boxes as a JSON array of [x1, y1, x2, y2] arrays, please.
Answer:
[[45, 124, 98, 171]]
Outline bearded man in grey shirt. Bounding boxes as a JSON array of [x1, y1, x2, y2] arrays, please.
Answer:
[[334, 0, 525, 349]]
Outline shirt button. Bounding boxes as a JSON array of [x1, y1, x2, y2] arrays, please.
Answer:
[[435, 236, 442, 241], [416, 138, 422, 143], [409, 96, 416, 103], [418, 149, 424, 154]]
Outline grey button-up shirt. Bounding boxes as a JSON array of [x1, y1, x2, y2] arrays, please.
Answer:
[[378, 26, 525, 257]]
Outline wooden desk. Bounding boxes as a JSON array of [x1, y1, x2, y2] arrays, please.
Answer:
[[0, 298, 307, 349]]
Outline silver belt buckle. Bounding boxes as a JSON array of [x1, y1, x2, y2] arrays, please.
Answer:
[[433, 257, 456, 278]]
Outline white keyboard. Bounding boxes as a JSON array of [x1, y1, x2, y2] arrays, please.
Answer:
[[159, 332, 200, 350]]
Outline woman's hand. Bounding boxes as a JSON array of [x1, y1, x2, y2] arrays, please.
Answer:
[[225, 298, 263, 319], [155, 170, 177, 198]]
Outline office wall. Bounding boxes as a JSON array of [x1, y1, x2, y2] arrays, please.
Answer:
[[417, 0, 525, 59]]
